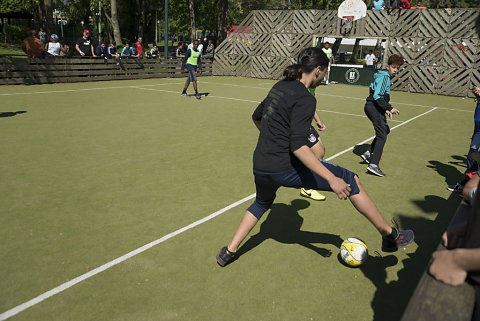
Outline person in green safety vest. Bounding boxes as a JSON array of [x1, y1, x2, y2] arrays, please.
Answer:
[[181, 40, 203, 99], [321, 42, 335, 86]]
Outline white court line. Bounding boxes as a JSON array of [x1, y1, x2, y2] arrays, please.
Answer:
[[0, 105, 438, 321], [316, 108, 403, 123], [0, 82, 183, 96], [136, 86, 402, 123], [200, 80, 472, 113]]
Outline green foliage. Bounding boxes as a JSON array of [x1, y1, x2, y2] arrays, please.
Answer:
[[6, 24, 30, 42], [0, 0, 38, 14]]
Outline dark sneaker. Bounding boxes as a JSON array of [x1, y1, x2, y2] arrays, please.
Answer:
[[447, 183, 463, 192], [382, 218, 415, 252], [216, 246, 236, 267], [367, 164, 385, 177], [360, 151, 371, 164], [181, 92, 188, 97], [195, 93, 201, 99]]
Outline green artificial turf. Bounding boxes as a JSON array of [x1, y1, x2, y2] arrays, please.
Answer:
[[0, 76, 474, 321]]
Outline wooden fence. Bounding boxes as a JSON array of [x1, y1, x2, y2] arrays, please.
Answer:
[[213, 8, 480, 97], [0, 56, 213, 85]]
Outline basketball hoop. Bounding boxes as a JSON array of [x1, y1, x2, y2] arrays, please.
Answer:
[[341, 16, 354, 34]]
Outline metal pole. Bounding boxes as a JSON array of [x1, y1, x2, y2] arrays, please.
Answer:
[[164, 0, 168, 59]]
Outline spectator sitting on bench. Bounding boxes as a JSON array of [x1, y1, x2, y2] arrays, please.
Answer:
[[95, 42, 107, 58], [203, 39, 215, 59], [107, 41, 119, 59], [22, 29, 45, 58], [150, 44, 159, 58], [45, 34, 61, 57], [121, 43, 135, 59]]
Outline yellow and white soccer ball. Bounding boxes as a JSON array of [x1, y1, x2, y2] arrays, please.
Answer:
[[340, 238, 368, 267]]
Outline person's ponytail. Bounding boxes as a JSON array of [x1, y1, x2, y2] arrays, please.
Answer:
[[283, 47, 329, 80], [283, 64, 303, 80]]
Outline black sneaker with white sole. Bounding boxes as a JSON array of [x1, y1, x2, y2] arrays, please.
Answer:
[[360, 151, 371, 164], [367, 164, 385, 177], [382, 217, 415, 252], [216, 246, 236, 267]]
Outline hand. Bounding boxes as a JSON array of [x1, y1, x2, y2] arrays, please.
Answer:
[[429, 250, 467, 286], [473, 86, 480, 96], [198, 70, 202, 76], [328, 177, 351, 200], [316, 120, 326, 131]]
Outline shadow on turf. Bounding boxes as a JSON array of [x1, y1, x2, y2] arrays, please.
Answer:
[[367, 192, 462, 321], [235, 199, 343, 260], [186, 92, 210, 97], [427, 158, 466, 187], [0, 110, 27, 117]]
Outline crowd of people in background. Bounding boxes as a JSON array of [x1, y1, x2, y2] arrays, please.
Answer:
[[22, 28, 215, 61], [372, 0, 427, 10]]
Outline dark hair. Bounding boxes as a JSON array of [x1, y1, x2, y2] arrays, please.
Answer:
[[388, 54, 404, 66], [283, 47, 329, 80]]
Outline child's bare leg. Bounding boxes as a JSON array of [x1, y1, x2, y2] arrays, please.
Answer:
[[227, 210, 259, 252], [311, 140, 325, 159], [349, 175, 393, 236]]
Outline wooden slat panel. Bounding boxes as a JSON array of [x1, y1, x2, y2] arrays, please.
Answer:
[[438, 68, 472, 97]]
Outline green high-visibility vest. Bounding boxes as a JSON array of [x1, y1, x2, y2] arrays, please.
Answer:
[[322, 48, 332, 59], [187, 49, 201, 66]]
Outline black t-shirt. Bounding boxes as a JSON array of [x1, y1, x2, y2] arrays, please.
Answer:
[[76, 37, 92, 56], [252, 79, 316, 172]]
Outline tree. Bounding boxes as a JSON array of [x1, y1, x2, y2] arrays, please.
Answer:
[[188, 0, 195, 41], [103, 0, 122, 45], [216, 0, 227, 45]]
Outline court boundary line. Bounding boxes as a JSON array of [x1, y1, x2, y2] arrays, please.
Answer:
[[0, 106, 437, 321], [133, 87, 404, 122], [0, 81, 184, 96], [199, 80, 472, 113]]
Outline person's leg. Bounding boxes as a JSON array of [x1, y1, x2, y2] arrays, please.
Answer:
[[192, 80, 198, 92], [227, 210, 259, 252], [364, 104, 390, 169], [292, 161, 413, 250], [349, 175, 392, 236], [217, 171, 279, 266]]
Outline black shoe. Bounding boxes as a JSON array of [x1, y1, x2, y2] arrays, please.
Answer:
[[360, 151, 371, 164], [382, 218, 415, 252], [195, 92, 201, 99], [367, 164, 385, 177], [447, 183, 463, 192], [216, 246, 236, 267]]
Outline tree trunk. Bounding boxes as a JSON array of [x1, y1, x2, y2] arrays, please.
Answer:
[[110, 0, 122, 45], [331, 37, 342, 57], [349, 38, 362, 64], [44, 0, 54, 35], [216, 0, 228, 46], [189, 0, 196, 42]]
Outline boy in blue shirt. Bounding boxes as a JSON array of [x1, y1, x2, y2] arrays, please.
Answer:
[[360, 54, 403, 177]]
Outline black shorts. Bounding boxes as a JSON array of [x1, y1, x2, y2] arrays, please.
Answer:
[[306, 127, 320, 148]]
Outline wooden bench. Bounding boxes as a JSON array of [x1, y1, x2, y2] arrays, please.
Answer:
[[0, 55, 213, 85], [400, 201, 476, 321]]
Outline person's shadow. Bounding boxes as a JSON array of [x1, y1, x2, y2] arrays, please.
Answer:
[[427, 159, 465, 186], [353, 144, 371, 164], [235, 199, 343, 261], [0, 111, 27, 118]]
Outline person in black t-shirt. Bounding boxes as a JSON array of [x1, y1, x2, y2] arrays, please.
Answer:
[[75, 29, 96, 57], [215, 47, 415, 267]]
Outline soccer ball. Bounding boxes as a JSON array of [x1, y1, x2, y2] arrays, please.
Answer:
[[340, 238, 368, 267]]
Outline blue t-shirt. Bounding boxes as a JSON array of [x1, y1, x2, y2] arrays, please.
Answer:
[[373, 0, 385, 10], [474, 97, 480, 132], [121, 47, 135, 58]]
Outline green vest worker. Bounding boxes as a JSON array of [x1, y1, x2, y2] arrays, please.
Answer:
[[181, 40, 203, 99]]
